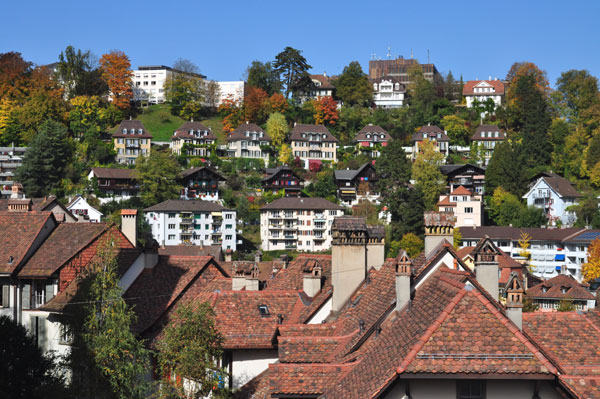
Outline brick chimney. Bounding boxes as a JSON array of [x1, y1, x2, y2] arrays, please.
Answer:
[[303, 260, 322, 297], [120, 209, 137, 247], [473, 236, 500, 300], [505, 272, 524, 330], [423, 211, 455, 257], [395, 251, 412, 312]]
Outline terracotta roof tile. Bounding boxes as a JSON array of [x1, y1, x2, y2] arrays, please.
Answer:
[[269, 362, 356, 396], [526, 274, 595, 301], [289, 124, 339, 143], [450, 185, 472, 196], [462, 80, 505, 95]]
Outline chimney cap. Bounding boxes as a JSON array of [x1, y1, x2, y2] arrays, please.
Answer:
[[121, 209, 138, 216]]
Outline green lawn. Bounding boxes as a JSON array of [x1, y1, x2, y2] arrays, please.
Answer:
[[133, 104, 227, 143]]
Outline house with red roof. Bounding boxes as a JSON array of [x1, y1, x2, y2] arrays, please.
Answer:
[[170, 121, 217, 157], [437, 185, 482, 227], [526, 274, 596, 311], [462, 79, 505, 109]]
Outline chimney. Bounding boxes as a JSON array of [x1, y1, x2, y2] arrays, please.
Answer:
[[120, 209, 138, 247], [505, 272, 524, 330], [473, 236, 500, 300], [255, 250, 262, 263], [366, 225, 385, 270], [232, 263, 259, 291], [280, 254, 290, 269], [10, 183, 24, 199], [225, 249, 233, 262], [303, 260, 322, 297], [423, 211, 455, 257], [396, 251, 412, 312]]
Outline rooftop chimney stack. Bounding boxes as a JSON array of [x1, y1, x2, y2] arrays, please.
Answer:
[[473, 236, 500, 300], [303, 260, 322, 297], [423, 211, 455, 257], [255, 250, 262, 263], [121, 209, 138, 247], [505, 272, 524, 330], [395, 251, 412, 312], [225, 249, 233, 262], [232, 263, 259, 291]]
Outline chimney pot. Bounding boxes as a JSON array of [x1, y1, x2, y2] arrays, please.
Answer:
[[120, 209, 138, 246]]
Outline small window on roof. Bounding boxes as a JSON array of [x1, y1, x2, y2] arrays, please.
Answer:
[[122, 128, 127, 134], [322, 134, 326, 139], [258, 304, 270, 316], [130, 129, 135, 134], [481, 132, 485, 137], [366, 134, 370, 139], [8, 256, 13, 264], [138, 129, 143, 134], [423, 133, 427, 138]]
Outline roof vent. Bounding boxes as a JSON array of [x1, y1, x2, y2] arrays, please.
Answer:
[[8, 256, 14, 264], [277, 314, 284, 325]]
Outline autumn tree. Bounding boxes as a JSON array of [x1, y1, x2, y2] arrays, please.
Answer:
[[218, 96, 243, 133], [68, 95, 118, 137], [352, 200, 380, 225], [266, 112, 289, 147], [246, 61, 282, 95], [583, 238, 600, 282], [441, 114, 470, 146], [268, 92, 288, 114], [412, 139, 445, 210], [554, 70, 599, 123], [99, 50, 133, 111], [243, 86, 269, 124], [273, 47, 312, 99], [135, 150, 182, 207], [278, 143, 293, 165], [334, 61, 373, 106], [399, 233, 424, 257], [313, 96, 339, 126], [505, 62, 550, 106]]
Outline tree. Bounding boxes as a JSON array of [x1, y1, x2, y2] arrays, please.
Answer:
[[278, 143, 293, 165], [205, 80, 221, 110], [0, 316, 67, 399], [218, 96, 243, 133], [99, 50, 133, 111], [173, 58, 199, 73], [68, 95, 114, 137], [312, 96, 339, 126], [485, 141, 530, 197], [273, 47, 312, 99], [164, 61, 205, 120], [505, 62, 550, 105], [377, 138, 412, 198], [582, 238, 600, 282], [518, 231, 532, 263], [246, 61, 282, 95], [555, 70, 599, 123], [556, 297, 576, 312], [412, 139, 445, 210], [399, 233, 424, 257], [334, 61, 372, 106], [135, 150, 182, 206], [157, 301, 228, 398], [243, 86, 269, 124], [15, 120, 72, 197], [56, 45, 107, 98], [352, 200, 380, 225], [268, 92, 288, 114], [441, 115, 470, 146], [266, 112, 289, 147]]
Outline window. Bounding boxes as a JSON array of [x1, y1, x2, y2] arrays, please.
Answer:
[[464, 207, 473, 214], [225, 235, 232, 240], [258, 304, 270, 316], [457, 380, 485, 399], [329, 210, 336, 216], [0, 283, 9, 307], [168, 213, 176, 218], [225, 213, 233, 219], [168, 224, 176, 229], [168, 234, 175, 240]]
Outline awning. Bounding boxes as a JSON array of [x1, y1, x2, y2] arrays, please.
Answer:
[[555, 254, 565, 261]]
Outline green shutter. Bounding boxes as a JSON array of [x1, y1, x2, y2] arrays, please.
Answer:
[[45, 283, 54, 304], [22, 284, 30, 309]]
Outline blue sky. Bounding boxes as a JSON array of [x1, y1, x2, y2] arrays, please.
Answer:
[[2, 0, 599, 86]]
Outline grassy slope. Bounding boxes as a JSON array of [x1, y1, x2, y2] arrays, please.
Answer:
[[135, 104, 226, 143]]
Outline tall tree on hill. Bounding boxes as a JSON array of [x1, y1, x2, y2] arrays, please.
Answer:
[[246, 61, 282, 95], [334, 61, 372, 106], [99, 50, 133, 111], [485, 140, 530, 197], [312, 96, 339, 126], [411, 139, 445, 210], [273, 47, 312, 99], [15, 120, 72, 197], [505, 62, 550, 105], [56, 45, 107, 98], [554, 69, 600, 124], [266, 112, 288, 147], [135, 150, 182, 207], [164, 59, 206, 120]]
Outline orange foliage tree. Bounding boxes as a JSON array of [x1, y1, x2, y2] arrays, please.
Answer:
[[505, 62, 550, 106], [243, 86, 269, 124], [582, 238, 600, 282], [218, 96, 243, 133], [99, 50, 133, 111], [313, 96, 338, 126], [268, 92, 288, 114]]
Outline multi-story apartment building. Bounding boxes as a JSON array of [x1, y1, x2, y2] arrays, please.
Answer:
[[523, 172, 582, 227], [368, 56, 440, 84], [459, 226, 600, 281], [411, 124, 450, 159], [353, 124, 391, 157], [113, 119, 152, 165], [290, 124, 339, 169], [132, 65, 206, 104], [170, 121, 217, 157], [226, 122, 272, 160], [471, 124, 506, 166], [334, 162, 380, 207], [462, 78, 505, 108], [260, 197, 344, 252], [145, 199, 237, 250], [440, 163, 486, 196], [0, 144, 27, 198], [371, 76, 405, 108], [437, 186, 482, 227]]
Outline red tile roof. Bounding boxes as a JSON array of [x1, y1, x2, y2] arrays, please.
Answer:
[[227, 122, 271, 142], [289, 124, 339, 143], [269, 362, 356, 396], [462, 79, 505, 95], [450, 185, 472, 196], [0, 211, 54, 274], [526, 274, 595, 301]]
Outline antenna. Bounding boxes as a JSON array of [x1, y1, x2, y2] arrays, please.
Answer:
[[387, 47, 392, 59], [410, 49, 414, 59], [427, 49, 430, 64]]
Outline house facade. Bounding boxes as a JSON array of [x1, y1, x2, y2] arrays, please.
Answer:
[[145, 199, 237, 250], [334, 162, 380, 206], [353, 124, 391, 157], [112, 119, 152, 165], [66, 195, 103, 222], [170, 121, 217, 157], [523, 172, 582, 227], [0, 144, 27, 198], [526, 274, 596, 311], [371, 75, 406, 108], [226, 122, 271, 161], [440, 163, 486, 196], [261, 166, 305, 197], [260, 197, 344, 251], [462, 78, 505, 108], [471, 124, 506, 166], [290, 124, 339, 169], [179, 166, 226, 201], [411, 125, 450, 159], [437, 186, 482, 227], [88, 167, 139, 204]]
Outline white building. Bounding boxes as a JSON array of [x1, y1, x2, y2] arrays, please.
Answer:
[[522, 172, 582, 227], [132, 65, 206, 104], [216, 81, 245, 106], [260, 197, 344, 251], [145, 199, 237, 251], [462, 78, 505, 109], [411, 124, 450, 160], [66, 195, 103, 223], [226, 122, 272, 161], [437, 186, 482, 228], [0, 144, 27, 198], [371, 75, 405, 108]]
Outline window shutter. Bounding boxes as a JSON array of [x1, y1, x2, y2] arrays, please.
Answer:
[[30, 316, 37, 336], [2, 285, 9, 307], [22, 284, 30, 309], [38, 317, 47, 349], [45, 283, 54, 304]]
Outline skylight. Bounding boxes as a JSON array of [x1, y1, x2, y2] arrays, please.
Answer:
[[258, 304, 270, 316]]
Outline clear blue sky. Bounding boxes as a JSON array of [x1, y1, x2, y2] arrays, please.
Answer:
[[2, 0, 599, 87]]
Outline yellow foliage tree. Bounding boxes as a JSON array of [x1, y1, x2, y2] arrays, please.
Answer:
[[518, 231, 532, 272], [278, 143, 293, 165], [582, 238, 600, 282]]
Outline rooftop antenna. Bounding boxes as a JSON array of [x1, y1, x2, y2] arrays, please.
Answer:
[[410, 49, 414, 59], [387, 47, 392, 59], [427, 49, 430, 64]]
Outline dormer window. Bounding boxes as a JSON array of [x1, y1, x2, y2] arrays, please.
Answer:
[[302, 133, 306, 138], [258, 304, 270, 316], [494, 132, 499, 138], [542, 286, 548, 293], [366, 134, 370, 139], [561, 287, 568, 294], [423, 133, 427, 138], [245, 132, 249, 137], [437, 133, 441, 139], [487, 132, 492, 138], [122, 128, 127, 134], [481, 132, 485, 137], [138, 129, 143, 134], [395, 83, 400, 90], [130, 129, 135, 134], [8, 256, 13, 264], [259, 132, 263, 138]]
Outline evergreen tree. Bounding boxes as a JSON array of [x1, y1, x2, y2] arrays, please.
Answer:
[[246, 61, 282, 95], [485, 141, 530, 197], [273, 47, 312, 99], [334, 61, 373, 106], [15, 120, 73, 197]]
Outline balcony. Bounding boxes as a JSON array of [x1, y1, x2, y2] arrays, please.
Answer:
[[314, 213, 325, 221], [284, 234, 296, 239], [283, 224, 297, 231], [269, 214, 282, 220], [314, 235, 326, 241], [283, 213, 295, 219], [180, 217, 193, 225], [314, 224, 326, 230], [269, 223, 282, 229], [285, 243, 297, 249]]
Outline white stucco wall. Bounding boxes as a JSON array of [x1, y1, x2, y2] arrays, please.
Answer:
[[231, 349, 278, 389], [307, 297, 332, 324]]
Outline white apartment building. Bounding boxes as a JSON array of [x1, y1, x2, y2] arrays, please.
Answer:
[[145, 200, 237, 250], [371, 76, 405, 108], [226, 122, 272, 160], [437, 186, 482, 227], [0, 144, 27, 198], [217, 81, 245, 106], [260, 197, 344, 252], [132, 65, 207, 104]]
